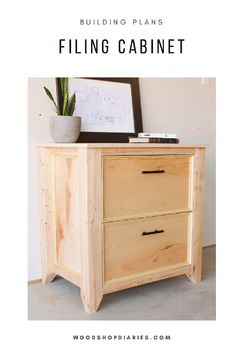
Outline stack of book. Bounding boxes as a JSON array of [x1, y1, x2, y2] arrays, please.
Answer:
[[129, 133, 179, 144]]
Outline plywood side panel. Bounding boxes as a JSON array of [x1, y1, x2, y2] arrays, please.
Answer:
[[54, 155, 80, 274]]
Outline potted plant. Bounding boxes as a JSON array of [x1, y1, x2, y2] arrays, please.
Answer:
[[44, 78, 81, 143]]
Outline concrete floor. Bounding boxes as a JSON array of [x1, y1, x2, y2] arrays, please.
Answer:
[[28, 246, 215, 320]]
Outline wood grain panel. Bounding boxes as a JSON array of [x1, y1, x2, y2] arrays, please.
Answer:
[[103, 264, 192, 294], [54, 155, 80, 274], [103, 155, 192, 220], [187, 148, 205, 283], [38, 147, 57, 284], [104, 212, 190, 284], [78, 148, 103, 313]]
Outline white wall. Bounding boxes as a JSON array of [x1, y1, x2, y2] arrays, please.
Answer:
[[28, 78, 54, 280], [28, 78, 216, 280]]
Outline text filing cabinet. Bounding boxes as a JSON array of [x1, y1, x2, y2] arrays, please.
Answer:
[[37, 143, 206, 313]]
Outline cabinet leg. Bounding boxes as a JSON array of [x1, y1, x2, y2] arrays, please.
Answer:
[[187, 149, 204, 284], [42, 272, 57, 284], [186, 247, 202, 283], [80, 287, 103, 313], [187, 266, 202, 283], [78, 149, 103, 313]]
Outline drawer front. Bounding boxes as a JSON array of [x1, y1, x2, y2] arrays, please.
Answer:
[[103, 155, 192, 220], [103, 213, 190, 284]]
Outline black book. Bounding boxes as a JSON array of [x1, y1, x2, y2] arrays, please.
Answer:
[[129, 137, 179, 143]]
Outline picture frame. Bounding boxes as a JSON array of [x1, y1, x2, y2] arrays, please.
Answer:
[[56, 77, 143, 142]]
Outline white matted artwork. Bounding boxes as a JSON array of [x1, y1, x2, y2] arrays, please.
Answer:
[[68, 78, 135, 133]]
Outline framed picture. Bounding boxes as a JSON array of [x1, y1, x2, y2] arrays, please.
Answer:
[[56, 77, 143, 142]]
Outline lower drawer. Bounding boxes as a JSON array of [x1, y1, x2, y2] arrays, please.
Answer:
[[103, 213, 190, 284]]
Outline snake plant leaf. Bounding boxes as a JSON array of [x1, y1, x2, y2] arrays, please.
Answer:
[[60, 78, 68, 97], [44, 87, 59, 114], [67, 93, 76, 116], [60, 78, 70, 115], [62, 90, 68, 115], [63, 96, 70, 116], [44, 78, 76, 116]]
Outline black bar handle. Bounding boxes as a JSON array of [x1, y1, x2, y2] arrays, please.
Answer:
[[142, 229, 164, 236], [142, 170, 165, 174]]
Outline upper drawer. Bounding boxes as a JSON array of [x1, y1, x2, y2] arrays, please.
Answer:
[[103, 155, 193, 220]]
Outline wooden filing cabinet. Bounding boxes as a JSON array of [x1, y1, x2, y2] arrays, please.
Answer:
[[37, 143, 205, 313]]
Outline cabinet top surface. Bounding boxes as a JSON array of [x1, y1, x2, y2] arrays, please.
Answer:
[[37, 143, 206, 149]]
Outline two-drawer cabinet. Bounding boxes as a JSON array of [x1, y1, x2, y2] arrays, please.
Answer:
[[37, 143, 205, 313]]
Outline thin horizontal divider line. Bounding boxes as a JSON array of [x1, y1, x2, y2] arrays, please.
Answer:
[[101, 153, 194, 157], [102, 209, 193, 223]]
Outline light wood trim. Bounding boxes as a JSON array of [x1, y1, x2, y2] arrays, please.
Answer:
[[28, 279, 42, 285], [38, 147, 57, 284], [36, 143, 207, 149], [103, 264, 192, 294], [187, 148, 205, 283], [188, 156, 194, 209], [100, 148, 198, 156], [102, 208, 193, 223], [103, 154, 193, 160], [78, 148, 103, 313], [52, 264, 81, 287], [187, 212, 194, 264], [104, 262, 190, 286], [53, 152, 77, 158], [43, 147, 78, 155], [187, 157, 194, 264]]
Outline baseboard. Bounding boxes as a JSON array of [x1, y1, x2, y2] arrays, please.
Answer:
[[28, 279, 42, 285], [28, 245, 216, 285]]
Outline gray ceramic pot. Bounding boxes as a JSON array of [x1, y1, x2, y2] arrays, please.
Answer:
[[49, 116, 81, 143]]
